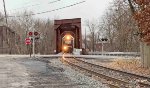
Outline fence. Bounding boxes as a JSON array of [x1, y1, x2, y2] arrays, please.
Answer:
[[88, 52, 140, 57]]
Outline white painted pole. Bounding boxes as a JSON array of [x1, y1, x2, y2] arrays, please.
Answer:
[[85, 28, 87, 50], [32, 28, 35, 57], [102, 41, 104, 56]]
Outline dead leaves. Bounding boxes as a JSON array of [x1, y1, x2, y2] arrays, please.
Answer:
[[102, 58, 150, 76], [133, 0, 150, 45]]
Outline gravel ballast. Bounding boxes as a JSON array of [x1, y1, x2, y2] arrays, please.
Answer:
[[49, 58, 109, 88]]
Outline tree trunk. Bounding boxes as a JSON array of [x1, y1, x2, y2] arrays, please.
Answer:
[[140, 42, 150, 68]]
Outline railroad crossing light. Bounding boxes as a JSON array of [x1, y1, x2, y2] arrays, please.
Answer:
[[34, 32, 39, 36], [101, 38, 108, 41], [28, 32, 33, 36], [28, 32, 39, 36]]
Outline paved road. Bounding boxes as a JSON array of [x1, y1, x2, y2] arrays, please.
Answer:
[[0, 57, 95, 88], [0, 57, 29, 88], [0, 56, 108, 88]]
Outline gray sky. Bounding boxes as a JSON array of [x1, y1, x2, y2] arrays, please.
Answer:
[[0, 0, 112, 20], [0, 0, 112, 33]]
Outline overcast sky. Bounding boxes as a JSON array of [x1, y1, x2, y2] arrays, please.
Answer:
[[0, 0, 112, 19], [0, 0, 112, 33]]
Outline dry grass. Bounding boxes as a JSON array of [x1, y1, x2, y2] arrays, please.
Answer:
[[100, 58, 150, 76]]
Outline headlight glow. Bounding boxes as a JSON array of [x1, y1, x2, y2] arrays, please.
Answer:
[[63, 46, 67, 51]]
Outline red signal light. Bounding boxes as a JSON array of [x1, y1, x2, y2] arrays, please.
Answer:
[[28, 32, 33, 36], [28, 32, 39, 36], [34, 32, 38, 36]]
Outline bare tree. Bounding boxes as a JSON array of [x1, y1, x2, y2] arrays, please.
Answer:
[[35, 19, 55, 54], [98, 0, 139, 52], [8, 11, 55, 54], [85, 20, 98, 52], [0, 13, 4, 26], [8, 11, 36, 54]]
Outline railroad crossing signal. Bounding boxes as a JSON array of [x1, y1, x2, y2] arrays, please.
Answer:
[[34, 32, 38, 36], [28, 32, 39, 36], [25, 38, 31, 45], [28, 32, 33, 36], [28, 31, 40, 40]]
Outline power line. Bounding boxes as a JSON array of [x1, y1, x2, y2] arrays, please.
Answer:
[[8, 0, 61, 12], [22, 0, 43, 6], [8, 1, 86, 18]]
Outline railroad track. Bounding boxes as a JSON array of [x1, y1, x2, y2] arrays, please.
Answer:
[[61, 55, 150, 88]]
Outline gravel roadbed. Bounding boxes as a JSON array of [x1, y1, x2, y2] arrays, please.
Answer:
[[48, 58, 109, 88]]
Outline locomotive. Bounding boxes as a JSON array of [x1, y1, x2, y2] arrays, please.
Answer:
[[54, 18, 82, 54], [62, 34, 74, 53]]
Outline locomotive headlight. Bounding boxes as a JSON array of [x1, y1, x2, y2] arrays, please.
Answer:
[[63, 46, 67, 51], [66, 35, 71, 40]]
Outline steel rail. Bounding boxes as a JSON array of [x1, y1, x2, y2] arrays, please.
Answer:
[[61, 56, 150, 88], [61, 58, 129, 88]]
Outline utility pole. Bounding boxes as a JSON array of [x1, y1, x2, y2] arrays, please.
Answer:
[[2, 0, 7, 54], [3, 0, 8, 25]]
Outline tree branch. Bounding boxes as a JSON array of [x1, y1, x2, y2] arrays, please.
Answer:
[[127, 0, 135, 14]]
